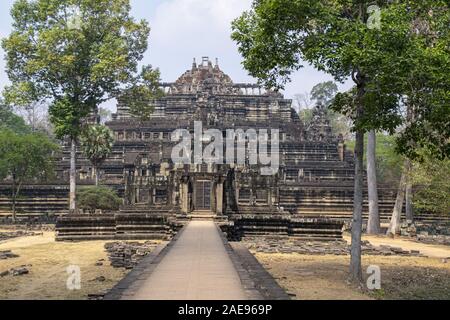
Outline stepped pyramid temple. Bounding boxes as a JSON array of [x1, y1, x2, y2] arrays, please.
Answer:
[[1, 57, 403, 240]]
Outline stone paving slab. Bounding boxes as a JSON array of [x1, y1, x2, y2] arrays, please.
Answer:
[[124, 221, 248, 300]]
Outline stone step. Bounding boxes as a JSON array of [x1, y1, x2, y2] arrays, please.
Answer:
[[115, 233, 172, 240], [288, 236, 343, 241], [289, 228, 343, 234]]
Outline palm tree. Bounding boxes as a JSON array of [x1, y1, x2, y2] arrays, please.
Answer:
[[80, 125, 114, 186]]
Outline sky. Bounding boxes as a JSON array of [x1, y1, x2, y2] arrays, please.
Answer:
[[0, 0, 352, 111]]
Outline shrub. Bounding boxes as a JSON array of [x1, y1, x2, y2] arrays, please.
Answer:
[[77, 187, 122, 213]]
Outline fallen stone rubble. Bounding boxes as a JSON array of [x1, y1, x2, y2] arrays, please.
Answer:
[[243, 237, 426, 257], [104, 241, 159, 269], [88, 292, 107, 300], [0, 266, 31, 277], [417, 234, 450, 246], [400, 221, 450, 246], [0, 250, 19, 260], [0, 230, 42, 241]]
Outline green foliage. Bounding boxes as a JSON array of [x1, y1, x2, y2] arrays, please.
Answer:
[[2, 0, 152, 139], [77, 186, 122, 213], [394, 13, 450, 160], [80, 125, 114, 168], [374, 134, 404, 185], [0, 129, 59, 183], [327, 110, 352, 141], [311, 81, 338, 106], [296, 81, 351, 139], [124, 65, 164, 121], [0, 100, 30, 134], [299, 108, 313, 126], [48, 96, 91, 139], [231, 1, 450, 158], [0, 129, 59, 220], [347, 133, 403, 185], [411, 154, 450, 215]]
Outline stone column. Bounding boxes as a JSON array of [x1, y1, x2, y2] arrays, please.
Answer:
[[181, 183, 189, 214], [211, 181, 216, 213], [268, 188, 273, 206], [135, 186, 140, 204], [180, 177, 190, 214], [338, 142, 346, 162], [216, 182, 224, 215]]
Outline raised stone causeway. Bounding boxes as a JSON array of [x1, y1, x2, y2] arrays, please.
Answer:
[[105, 220, 290, 300]]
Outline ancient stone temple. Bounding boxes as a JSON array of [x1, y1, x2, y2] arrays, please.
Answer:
[[72, 58, 351, 211], [1, 57, 403, 240]]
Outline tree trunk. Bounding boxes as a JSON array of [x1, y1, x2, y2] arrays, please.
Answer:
[[404, 104, 415, 223], [350, 128, 364, 283], [349, 75, 365, 284], [94, 165, 99, 186], [386, 161, 408, 236], [366, 130, 380, 234], [11, 175, 16, 223], [69, 137, 77, 213], [405, 160, 414, 222]]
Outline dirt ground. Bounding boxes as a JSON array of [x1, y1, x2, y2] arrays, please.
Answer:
[[255, 236, 450, 300], [347, 234, 450, 259], [0, 231, 128, 300], [2, 229, 450, 300]]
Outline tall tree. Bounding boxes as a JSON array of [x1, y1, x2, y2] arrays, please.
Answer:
[[2, 0, 155, 212], [405, 160, 414, 221], [311, 81, 338, 106], [0, 130, 58, 222], [411, 153, 450, 216], [309, 81, 351, 139], [232, 0, 410, 283], [395, 4, 449, 160], [367, 130, 380, 234], [294, 92, 313, 114], [80, 125, 114, 186], [387, 159, 408, 235], [387, 4, 449, 232]]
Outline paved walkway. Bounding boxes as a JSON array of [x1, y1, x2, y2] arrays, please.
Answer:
[[128, 221, 247, 300]]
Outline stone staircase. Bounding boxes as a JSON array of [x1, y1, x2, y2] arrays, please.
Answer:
[[228, 206, 345, 242], [188, 210, 218, 220], [55, 215, 116, 241], [278, 185, 450, 225], [0, 185, 69, 222], [55, 205, 181, 241]]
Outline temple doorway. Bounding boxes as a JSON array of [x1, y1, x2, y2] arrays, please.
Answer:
[[195, 180, 211, 210]]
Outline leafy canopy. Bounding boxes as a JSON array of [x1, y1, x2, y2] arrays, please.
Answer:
[[311, 81, 339, 106], [2, 0, 154, 138], [232, 1, 449, 157], [80, 124, 114, 167], [411, 150, 450, 215], [0, 129, 59, 184], [123, 65, 165, 121], [0, 100, 30, 134]]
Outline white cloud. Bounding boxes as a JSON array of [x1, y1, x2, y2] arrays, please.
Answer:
[[144, 0, 253, 83], [0, 0, 353, 110], [144, 0, 352, 99], [150, 0, 250, 45]]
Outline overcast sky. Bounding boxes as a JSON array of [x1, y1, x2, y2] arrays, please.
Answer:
[[0, 0, 352, 111]]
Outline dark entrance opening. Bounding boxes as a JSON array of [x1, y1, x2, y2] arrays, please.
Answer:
[[195, 181, 211, 210]]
